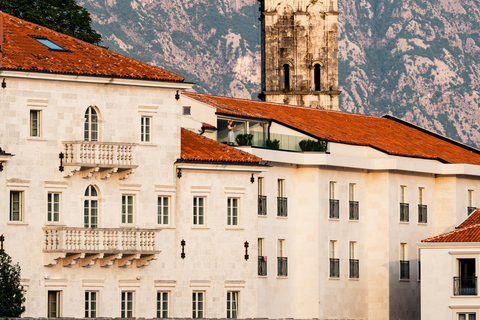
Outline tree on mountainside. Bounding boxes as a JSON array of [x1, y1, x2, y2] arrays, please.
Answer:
[[0, 251, 25, 317], [0, 0, 102, 45]]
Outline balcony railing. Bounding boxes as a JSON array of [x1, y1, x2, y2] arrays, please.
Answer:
[[400, 203, 409, 222], [349, 259, 359, 278], [330, 258, 340, 278], [277, 197, 287, 217], [258, 195, 267, 216], [43, 227, 160, 267], [63, 141, 137, 169], [454, 276, 477, 295], [418, 204, 427, 223], [349, 201, 359, 220], [258, 256, 267, 276], [400, 260, 410, 280], [468, 207, 477, 216], [330, 199, 339, 219], [277, 257, 288, 276]]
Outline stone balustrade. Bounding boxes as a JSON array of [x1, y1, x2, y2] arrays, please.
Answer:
[[43, 227, 160, 267], [63, 141, 137, 168]]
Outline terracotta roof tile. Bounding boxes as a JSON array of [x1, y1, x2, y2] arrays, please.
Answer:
[[181, 128, 261, 164], [0, 12, 184, 82], [202, 122, 217, 130], [457, 209, 480, 229], [422, 210, 480, 242], [183, 92, 480, 165]]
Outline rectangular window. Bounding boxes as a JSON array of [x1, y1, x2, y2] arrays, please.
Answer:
[[30, 110, 41, 137], [156, 291, 169, 318], [141, 116, 151, 142], [85, 291, 97, 318], [458, 313, 476, 320], [227, 198, 239, 226], [47, 192, 60, 222], [48, 291, 61, 318], [227, 291, 238, 318], [277, 179, 287, 217], [121, 291, 134, 318], [193, 197, 205, 225], [10, 191, 23, 221], [455, 258, 477, 296], [277, 239, 287, 276], [418, 187, 427, 223], [400, 186, 409, 222], [349, 241, 359, 278], [183, 106, 191, 115], [157, 196, 170, 225], [258, 178, 266, 216], [258, 238, 267, 276], [349, 183, 359, 220], [330, 240, 339, 278], [400, 243, 409, 280], [122, 195, 134, 224], [192, 291, 204, 318], [329, 182, 339, 219], [468, 190, 476, 215], [277, 179, 285, 197]]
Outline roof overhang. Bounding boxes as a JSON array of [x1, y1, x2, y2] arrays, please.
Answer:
[[0, 70, 195, 90]]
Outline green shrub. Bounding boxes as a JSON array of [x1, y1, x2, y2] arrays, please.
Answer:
[[266, 139, 280, 149], [299, 139, 328, 152], [235, 133, 253, 146]]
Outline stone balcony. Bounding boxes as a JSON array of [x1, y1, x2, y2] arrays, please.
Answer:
[[43, 227, 160, 268], [62, 141, 138, 179]]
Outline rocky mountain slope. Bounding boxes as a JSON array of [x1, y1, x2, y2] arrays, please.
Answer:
[[79, 0, 480, 147]]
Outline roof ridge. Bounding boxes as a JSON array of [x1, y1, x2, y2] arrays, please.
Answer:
[[184, 91, 384, 119]]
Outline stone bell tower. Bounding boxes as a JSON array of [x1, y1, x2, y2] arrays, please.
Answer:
[[258, 0, 340, 110]]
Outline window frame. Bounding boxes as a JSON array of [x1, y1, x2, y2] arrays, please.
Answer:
[[121, 194, 135, 225], [47, 290, 61, 318], [227, 291, 239, 318], [84, 106, 99, 142], [10, 190, 24, 222], [329, 240, 340, 278], [140, 116, 152, 143], [84, 185, 99, 228], [193, 196, 206, 226], [277, 239, 288, 277], [156, 291, 169, 318], [47, 192, 61, 223], [30, 109, 41, 137], [121, 291, 135, 318], [400, 243, 409, 280], [157, 196, 170, 226], [192, 291, 205, 319], [227, 197, 239, 226], [85, 291, 98, 318]]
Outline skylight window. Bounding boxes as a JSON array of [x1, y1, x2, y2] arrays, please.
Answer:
[[32, 36, 68, 51]]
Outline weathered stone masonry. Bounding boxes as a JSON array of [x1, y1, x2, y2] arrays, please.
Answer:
[[259, 0, 340, 110]]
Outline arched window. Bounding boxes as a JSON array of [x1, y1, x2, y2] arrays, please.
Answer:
[[84, 185, 98, 228], [84, 106, 98, 141], [314, 64, 321, 91], [283, 64, 290, 90]]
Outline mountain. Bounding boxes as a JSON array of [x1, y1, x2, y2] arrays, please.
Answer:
[[78, 0, 480, 148]]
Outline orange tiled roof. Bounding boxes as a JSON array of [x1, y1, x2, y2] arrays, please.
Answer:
[[183, 92, 480, 165], [0, 12, 184, 82], [423, 210, 480, 242], [180, 128, 261, 164], [202, 122, 217, 130], [457, 209, 480, 229]]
